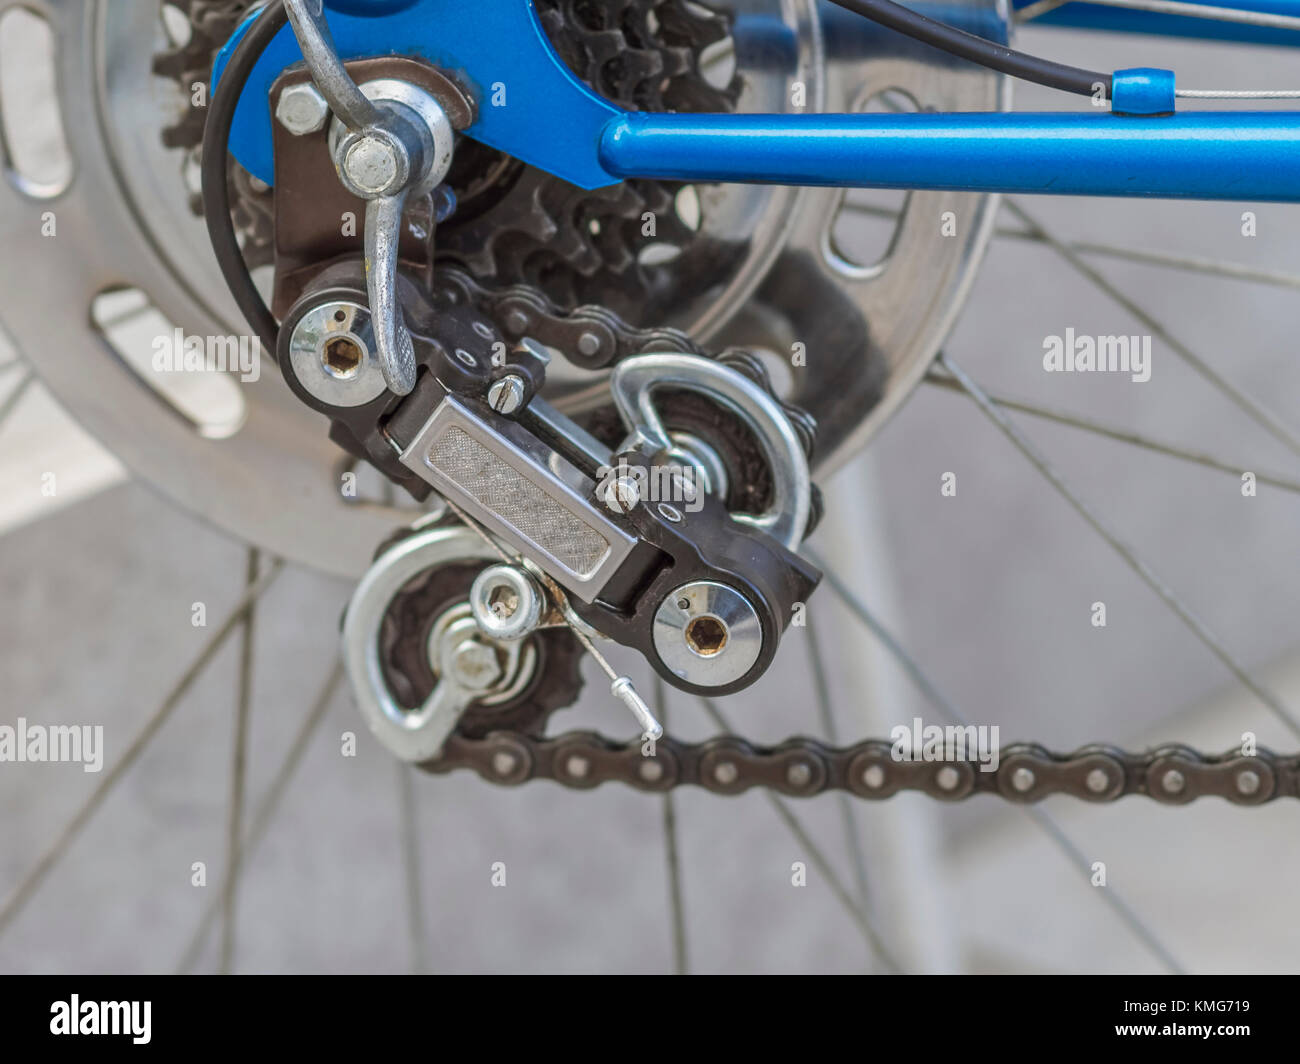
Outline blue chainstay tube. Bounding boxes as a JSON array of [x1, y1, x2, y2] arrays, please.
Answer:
[[221, 0, 1300, 201], [599, 112, 1300, 202]]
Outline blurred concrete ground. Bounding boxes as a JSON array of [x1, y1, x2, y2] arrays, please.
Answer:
[[2, 13, 1300, 973]]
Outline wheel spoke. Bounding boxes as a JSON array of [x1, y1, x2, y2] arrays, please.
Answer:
[[698, 697, 903, 974], [843, 202, 1300, 293], [1003, 198, 1300, 459], [0, 370, 34, 436], [806, 614, 877, 950], [806, 549, 1187, 973], [655, 677, 689, 975], [0, 558, 285, 940], [940, 352, 1300, 739], [1025, 805, 1185, 973], [1014, 0, 1071, 21], [218, 547, 261, 975], [177, 662, 344, 974], [1001, 230, 1300, 292], [396, 763, 430, 974], [1035, 0, 1300, 32], [924, 370, 1300, 493]]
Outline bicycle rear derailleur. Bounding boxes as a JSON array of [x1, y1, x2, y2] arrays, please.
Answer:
[[240, 1, 824, 761], [284, 254, 822, 758]]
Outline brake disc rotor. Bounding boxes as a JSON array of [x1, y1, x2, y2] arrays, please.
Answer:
[[0, 0, 1005, 576]]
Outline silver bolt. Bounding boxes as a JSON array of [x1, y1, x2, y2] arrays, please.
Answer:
[[470, 563, 543, 641], [276, 82, 330, 136], [487, 374, 527, 415], [639, 759, 664, 783], [1011, 766, 1036, 793], [342, 130, 408, 196], [862, 763, 886, 790], [936, 765, 960, 791], [491, 751, 518, 777], [566, 754, 590, 779], [713, 760, 739, 786], [1086, 767, 1111, 794], [1237, 769, 1261, 796], [447, 638, 503, 692], [786, 762, 813, 789], [1162, 768, 1186, 794], [602, 474, 641, 515]]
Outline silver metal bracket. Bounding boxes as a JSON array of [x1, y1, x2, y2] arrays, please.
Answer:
[[397, 397, 637, 603]]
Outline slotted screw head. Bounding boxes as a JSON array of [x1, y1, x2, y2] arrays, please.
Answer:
[[602, 475, 641, 515], [487, 374, 526, 415]]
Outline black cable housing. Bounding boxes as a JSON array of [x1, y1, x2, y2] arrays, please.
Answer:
[[827, 0, 1112, 99], [201, 0, 288, 358]]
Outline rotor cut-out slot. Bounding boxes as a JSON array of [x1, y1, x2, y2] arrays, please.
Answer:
[[823, 87, 920, 280], [91, 288, 248, 440], [0, 8, 73, 198]]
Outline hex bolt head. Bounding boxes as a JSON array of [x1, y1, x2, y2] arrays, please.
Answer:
[[341, 130, 408, 196], [276, 83, 330, 136], [448, 638, 503, 692], [487, 374, 527, 415]]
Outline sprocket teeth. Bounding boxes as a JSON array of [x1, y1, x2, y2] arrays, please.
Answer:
[[436, 0, 741, 322], [161, 0, 742, 327]]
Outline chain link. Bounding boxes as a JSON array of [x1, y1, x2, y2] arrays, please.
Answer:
[[423, 730, 1299, 804]]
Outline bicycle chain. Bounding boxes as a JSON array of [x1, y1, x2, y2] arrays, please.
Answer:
[[433, 264, 822, 468], [435, 263, 704, 367], [419, 272, 1296, 807], [423, 731, 1300, 804]]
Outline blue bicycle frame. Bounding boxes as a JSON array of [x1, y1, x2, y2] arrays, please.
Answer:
[[215, 0, 1300, 202]]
